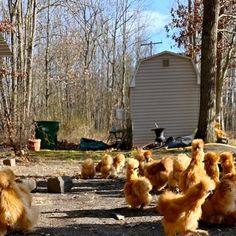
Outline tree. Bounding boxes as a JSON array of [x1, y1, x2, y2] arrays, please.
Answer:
[[166, 0, 236, 132], [195, 0, 220, 141], [0, 19, 22, 152], [0, 0, 149, 146], [165, 0, 203, 62], [215, 3, 236, 117]]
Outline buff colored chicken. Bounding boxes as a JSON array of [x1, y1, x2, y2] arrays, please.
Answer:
[[81, 158, 96, 179], [158, 179, 215, 236], [124, 158, 152, 209], [144, 156, 173, 191], [168, 153, 191, 191], [95, 160, 102, 173], [100, 154, 114, 178], [112, 153, 126, 176], [220, 152, 235, 176], [179, 139, 214, 192], [135, 149, 153, 176], [143, 149, 153, 162], [0, 168, 39, 236], [204, 151, 220, 185], [202, 173, 236, 225]]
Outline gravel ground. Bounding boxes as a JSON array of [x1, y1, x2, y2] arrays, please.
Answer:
[[2, 143, 236, 236]]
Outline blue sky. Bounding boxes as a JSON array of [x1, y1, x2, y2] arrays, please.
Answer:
[[143, 0, 182, 53]]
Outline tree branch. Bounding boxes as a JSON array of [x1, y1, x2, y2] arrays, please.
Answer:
[[219, 13, 236, 20]]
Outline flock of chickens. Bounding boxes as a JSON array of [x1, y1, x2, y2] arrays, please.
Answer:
[[80, 139, 236, 236]]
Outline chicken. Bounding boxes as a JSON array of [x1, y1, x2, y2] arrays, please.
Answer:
[[112, 153, 126, 176], [143, 150, 153, 162], [0, 168, 39, 235], [204, 151, 220, 184], [202, 173, 236, 225], [144, 156, 173, 191], [124, 158, 152, 209], [220, 152, 235, 176], [179, 139, 213, 192], [135, 149, 153, 176], [100, 154, 114, 178], [168, 153, 191, 190], [214, 121, 228, 143], [81, 158, 96, 179], [157, 179, 215, 236], [95, 160, 102, 173]]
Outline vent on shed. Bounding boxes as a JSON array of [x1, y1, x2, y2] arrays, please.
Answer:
[[162, 59, 169, 67]]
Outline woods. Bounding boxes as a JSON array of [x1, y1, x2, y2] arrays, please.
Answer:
[[0, 0, 152, 147], [0, 0, 236, 148]]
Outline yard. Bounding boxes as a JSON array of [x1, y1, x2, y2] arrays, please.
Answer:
[[1, 143, 236, 236]]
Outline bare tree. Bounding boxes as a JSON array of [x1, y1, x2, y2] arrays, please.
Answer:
[[1, 0, 150, 146]]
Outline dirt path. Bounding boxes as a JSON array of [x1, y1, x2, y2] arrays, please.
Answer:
[[4, 143, 236, 236]]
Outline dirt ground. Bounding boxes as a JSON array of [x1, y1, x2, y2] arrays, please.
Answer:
[[2, 143, 236, 236]]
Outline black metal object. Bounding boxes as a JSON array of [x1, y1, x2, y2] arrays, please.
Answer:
[[107, 128, 127, 149], [142, 128, 165, 150], [151, 128, 165, 143], [35, 121, 59, 150]]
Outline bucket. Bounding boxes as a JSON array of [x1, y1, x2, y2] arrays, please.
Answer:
[[116, 108, 124, 120], [28, 139, 41, 151]]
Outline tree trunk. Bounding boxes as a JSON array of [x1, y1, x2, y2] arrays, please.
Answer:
[[195, 0, 220, 142], [45, 0, 50, 117], [216, 27, 236, 116], [26, 0, 37, 120], [120, 0, 128, 128], [8, 0, 19, 129]]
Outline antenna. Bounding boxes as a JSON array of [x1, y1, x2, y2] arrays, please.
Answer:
[[141, 41, 162, 56]]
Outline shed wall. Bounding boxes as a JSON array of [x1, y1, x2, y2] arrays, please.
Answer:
[[130, 53, 200, 146], [0, 34, 11, 57]]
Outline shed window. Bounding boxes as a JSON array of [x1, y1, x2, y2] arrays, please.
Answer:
[[162, 59, 169, 67]]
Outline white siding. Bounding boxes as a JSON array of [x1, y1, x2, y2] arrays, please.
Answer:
[[130, 52, 200, 146], [0, 34, 12, 57]]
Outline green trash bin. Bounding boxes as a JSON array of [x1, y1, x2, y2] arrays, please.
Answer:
[[35, 121, 59, 149]]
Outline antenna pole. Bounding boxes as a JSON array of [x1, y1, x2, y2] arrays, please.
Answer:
[[141, 41, 162, 56]]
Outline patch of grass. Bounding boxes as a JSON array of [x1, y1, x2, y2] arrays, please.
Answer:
[[0, 150, 15, 159], [229, 138, 236, 146], [23, 142, 236, 163], [4, 140, 234, 163], [29, 150, 106, 161], [29, 150, 133, 162]]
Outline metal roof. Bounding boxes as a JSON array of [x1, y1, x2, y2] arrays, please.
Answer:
[[130, 51, 200, 87], [139, 50, 192, 62], [0, 33, 12, 57]]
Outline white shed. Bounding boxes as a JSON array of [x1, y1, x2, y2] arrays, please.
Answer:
[[130, 51, 200, 147], [0, 33, 12, 57]]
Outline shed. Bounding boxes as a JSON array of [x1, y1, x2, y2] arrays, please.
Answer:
[[130, 51, 200, 147], [0, 33, 12, 58]]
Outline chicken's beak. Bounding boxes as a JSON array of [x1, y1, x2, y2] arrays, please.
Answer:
[[196, 148, 203, 153], [134, 167, 139, 174], [208, 189, 214, 196]]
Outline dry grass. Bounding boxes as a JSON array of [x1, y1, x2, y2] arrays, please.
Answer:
[[229, 138, 236, 146], [57, 118, 107, 144]]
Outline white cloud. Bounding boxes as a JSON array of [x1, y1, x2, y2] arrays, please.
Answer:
[[141, 10, 170, 35]]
